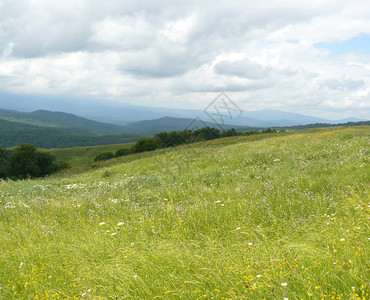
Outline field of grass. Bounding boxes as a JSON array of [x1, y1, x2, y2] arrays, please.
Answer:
[[0, 126, 369, 299], [47, 142, 134, 168]]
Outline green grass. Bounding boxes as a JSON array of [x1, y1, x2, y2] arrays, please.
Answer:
[[0, 126, 369, 299], [47, 142, 134, 168]]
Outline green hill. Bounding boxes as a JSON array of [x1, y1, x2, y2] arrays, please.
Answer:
[[47, 142, 134, 168], [0, 108, 130, 135], [0, 126, 368, 299], [0, 125, 140, 148]]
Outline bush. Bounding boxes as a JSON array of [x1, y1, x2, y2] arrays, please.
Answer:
[[7, 143, 59, 179], [0, 146, 11, 178], [132, 138, 158, 153], [94, 152, 114, 162], [115, 148, 132, 157]]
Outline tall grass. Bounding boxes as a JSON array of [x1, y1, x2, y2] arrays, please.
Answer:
[[0, 126, 369, 299]]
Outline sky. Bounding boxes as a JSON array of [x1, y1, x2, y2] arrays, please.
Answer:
[[0, 0, 369, 119]]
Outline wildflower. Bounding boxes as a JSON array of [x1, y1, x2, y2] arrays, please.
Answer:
[[117, 222, 124, 226], [281, 282, 287, 286], [236, 227, 241, 231], [111, 232, 117, 236], [340, 238, 345, 241], [99, 222, 105, 226], [133, 275, 138, 278], [332, 262, 337, 265], [19, 262, 23, 269], [256, 275, 262, 278], [248, 242, 253, 246]]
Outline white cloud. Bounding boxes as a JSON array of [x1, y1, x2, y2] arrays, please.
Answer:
[[89, 14, 156, 50], [0, 0, 369, 119], [214, 59, 270, 79]]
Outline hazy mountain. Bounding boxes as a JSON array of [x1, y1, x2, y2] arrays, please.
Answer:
[[1, 107, 368, 148], [122, 116, 256, 136], [0, 117, 140, 149], [0, 108, 130, 136], [0, 93, 367, 128]]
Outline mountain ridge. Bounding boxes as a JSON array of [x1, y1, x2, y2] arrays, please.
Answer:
[[0, 93, 366, 126]]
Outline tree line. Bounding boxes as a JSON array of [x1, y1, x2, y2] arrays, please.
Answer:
[[94, 127, 278, 162], [0, 144, 64, 180], [0, 127, 140, 149]]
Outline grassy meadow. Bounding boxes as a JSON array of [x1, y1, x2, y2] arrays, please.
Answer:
[[47, 143, 134, 168], [0, 126, 369, 299]]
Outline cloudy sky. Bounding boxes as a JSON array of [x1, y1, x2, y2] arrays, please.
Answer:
[[0, 0, 369, 119]]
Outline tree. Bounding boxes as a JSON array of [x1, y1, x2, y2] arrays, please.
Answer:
[[0, 146, 11, 178], [193, 127, 220, 141], [8, 143, 59, 179], [132, 138, 158, 153], [8, 144, 40, 179], [94, 152, 114, 162], [115, 148, 131, 157], [37, 152, 59, 176]]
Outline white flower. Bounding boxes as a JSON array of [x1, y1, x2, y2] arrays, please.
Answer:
[[117, 222, 124, 226], [133, 275, 138, 278], [256, 275, 262, 278], [19, 262, 23, 269], [111, 232, 117, 236], [281, 282, 287, 286], [99, 222, 105, 226], [340, 238, 345, 241], [236, 227, 241, 231], [248, 242, 253, 246]]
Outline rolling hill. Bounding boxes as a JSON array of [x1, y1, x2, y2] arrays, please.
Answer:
[[1, 108, 368, 148], [0, 108, 131, 135]]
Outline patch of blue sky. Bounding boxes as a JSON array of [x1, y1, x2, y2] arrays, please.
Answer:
[[315, 33, 370, 55]]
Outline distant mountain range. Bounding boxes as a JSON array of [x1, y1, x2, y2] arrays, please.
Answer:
[[0, 108, 256, 148], [0, 93, 366, 127], [0, 107, 369, 149]]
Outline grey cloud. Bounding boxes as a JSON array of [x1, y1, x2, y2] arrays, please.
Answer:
[[0, 0, 336, 59], [214, 59, 270, 79], [118, 41, 211, 78], [319, 78, 365, 90]]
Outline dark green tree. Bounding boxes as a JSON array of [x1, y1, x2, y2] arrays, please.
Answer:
[[0, 146, 11, 178], [115, 148, 132, 157], [37, 152, 59, 176], [8, 144, 40, 179], [132, 138, 158, 153], [8, 143, 59, 179], [94, 152, 114, 162]]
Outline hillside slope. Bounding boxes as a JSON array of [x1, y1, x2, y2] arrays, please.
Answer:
[[0, 126, 369, 299], [0, 108, 130, 135]]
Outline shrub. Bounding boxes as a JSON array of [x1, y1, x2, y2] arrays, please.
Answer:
[[132, 138, 158, 153], [115, 148, 131, 157], [7, 143, 59, 179], [94, 152, 114, 162]]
